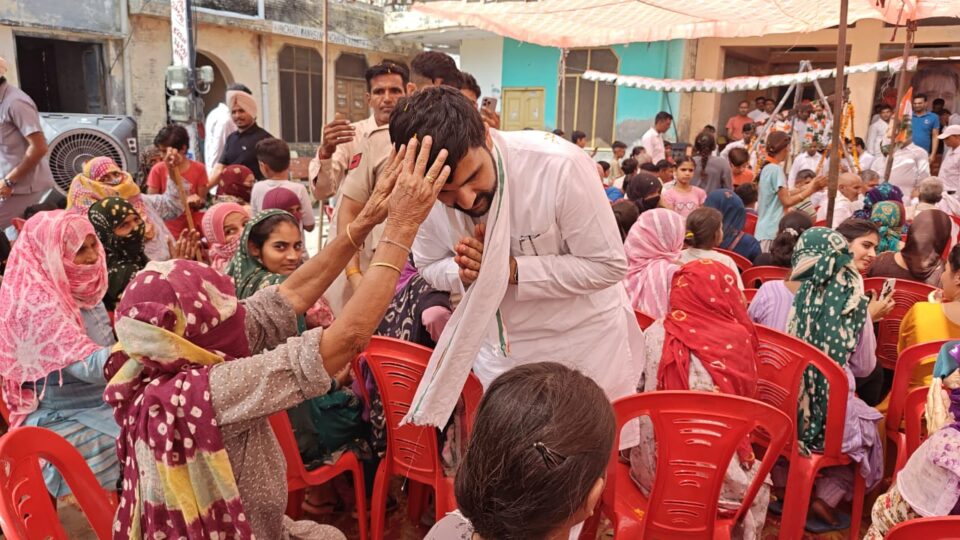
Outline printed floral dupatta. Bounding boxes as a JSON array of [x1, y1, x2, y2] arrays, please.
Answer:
[[104, 260, 254, 538]]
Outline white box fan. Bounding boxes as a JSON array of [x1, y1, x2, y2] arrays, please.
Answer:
[[40, 113, 139, 195]]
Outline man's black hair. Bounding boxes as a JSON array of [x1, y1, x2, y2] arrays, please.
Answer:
[[227, 82, 252, 94], [154, 124, 190, 152], [655, 159, 673, 171], [621, 158, 639, 176], [410, 51, 461, 88], [571, 131, 587, 144], [915, 93, 928, 101], [389, 86, 486, 181], [655, 111, 673, 123], [612, 140, 627, 150], [639, 162, 658, 173], [365, 60, 410, 92], [552, 128, 565, 137], [460, 72, 482, 100]]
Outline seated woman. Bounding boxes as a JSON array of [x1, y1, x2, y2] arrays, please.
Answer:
[[853, 183, 905, 220], [748, 226, 885, 529], [88, 197, 149, 312], [425, 362, 615, 539], [201, 202, 250, 273], [623, 208, 685, 319], [679, 207, 745, 290], [704, 188, 762, 263], [897, 245, 960, 387], [0, 210, 120, 496], [870, 200, 905, 255], [752, 211, 814, 268], [102, 136, 446, 538], [624, 171, 663, 215], [865, 341, 960, 538], [215, 164, 255, 206], [867, 209, 951, 286], [66, 155, 184, 261], [262, 186, 306, 224], [630, 260, 768, 538]]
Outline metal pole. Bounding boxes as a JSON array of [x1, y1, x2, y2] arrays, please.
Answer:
[[825, 0, 849, 227], [883, 21, 916, 184], [322, 0, 329, 124]]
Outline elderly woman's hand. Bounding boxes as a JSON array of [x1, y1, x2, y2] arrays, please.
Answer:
[[385, 136, 450, 231], [356, 145, 407, 228]]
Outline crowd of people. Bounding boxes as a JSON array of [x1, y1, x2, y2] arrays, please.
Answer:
[[0, 45, 960, 540]]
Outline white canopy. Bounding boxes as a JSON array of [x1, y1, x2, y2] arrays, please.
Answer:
[[411, 0, 960, 48]]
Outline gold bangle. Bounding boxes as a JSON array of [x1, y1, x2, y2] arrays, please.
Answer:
[[379, 237, 411, 254], [345, 223, 362, 251], [345, 267, 362, 278], [370, 262, 402, 274]]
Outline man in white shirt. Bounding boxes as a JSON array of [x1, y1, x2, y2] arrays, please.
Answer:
[[866, 105, 893, 157], [748, 96, 768, 123], [855, 137, 876, 171], [203, 83, 248, 175], [870, 141, 923, 202], [639, 111, 672, 163], [816, 172, 863, 227], [788, 143, 822, 188], [938, 124, 960, 194], [720, 123, 754, 160], [392, 87, 642, 443]]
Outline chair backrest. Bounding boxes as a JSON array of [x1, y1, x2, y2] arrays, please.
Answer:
[[740, 266, 788, 289], [862, 277, 939, 370], [363, 336, 482, 485], [886, 516, 960, 539], [885, 340, 949, 446], [744, 213, 758, 235], [743, 288, 758, 305], [903, 386, 928, 459], [607, 391, 791, 538], [754, 325, 850, 457], [634, 310, 656, 331], [0, 427, 117, 540], [715, 248, 752, 273], [268, 411, 310, 486]]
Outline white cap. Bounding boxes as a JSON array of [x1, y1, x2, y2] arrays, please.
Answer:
[[938, 124, 960, 139]]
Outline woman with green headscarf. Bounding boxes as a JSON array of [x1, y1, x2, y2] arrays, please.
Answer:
[[226, 209, 366, 512], [869, 200, 905, 254], [748, 227, 884, 531], [88, 197, 149, 311]]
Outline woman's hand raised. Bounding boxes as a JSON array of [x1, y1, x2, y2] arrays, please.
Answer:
[[386, 136, 449, 231]]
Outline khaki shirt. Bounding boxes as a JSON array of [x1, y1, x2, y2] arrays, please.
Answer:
[[309, 115, 378, 200], [339, 124, 393, 205]]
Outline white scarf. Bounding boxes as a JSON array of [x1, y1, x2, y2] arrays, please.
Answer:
[[402, 140, 510, 427]]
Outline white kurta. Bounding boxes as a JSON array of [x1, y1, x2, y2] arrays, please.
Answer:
[[865, 119, 888, 157], [787, 151, 822, 188], [639, 127, 666, 163], [203, 103, 237, 176], [870, 149, 923, 202], [413, 130, 644, 437]]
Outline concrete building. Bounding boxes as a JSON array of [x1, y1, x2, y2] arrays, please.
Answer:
[[386, 10, 690, 149], [0, 0, 418, 156]]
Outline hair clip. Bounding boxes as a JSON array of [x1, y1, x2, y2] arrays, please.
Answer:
[[533, 441, 566, 469], [684, 231, 695, 239], [784, 227, 799, 237]]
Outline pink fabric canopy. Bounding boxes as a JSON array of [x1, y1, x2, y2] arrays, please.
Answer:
[[412, 0, 960, 48]]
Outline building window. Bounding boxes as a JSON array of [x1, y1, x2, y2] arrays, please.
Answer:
[[279, 45, 323, 143], [560, 48, 618, 148], [15, 36, 107, 114], [335, 53, 369, 122]]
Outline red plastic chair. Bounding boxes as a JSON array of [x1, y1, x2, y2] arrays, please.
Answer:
[[741, 265, 788, 289], [0, 427, 117, 540], [903, 386, 928, 462], [715, 248, 753, 273], [884, 340, 949, 478], [743, 288, 759, 304], [634, 309, 656, 330], [581, 391, 791, 539], [744, 212, 758, 235], [886, 516, 960, 539], [267, 412, 368, 540], [862, 278, 939, 370], [753, 325, 865, 540], [363, 336, 482, 540], [814, 219, 827, 227]]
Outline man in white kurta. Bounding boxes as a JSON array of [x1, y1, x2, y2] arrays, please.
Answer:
[[393, 90, 642, 447], [413, 129, 643, 398]]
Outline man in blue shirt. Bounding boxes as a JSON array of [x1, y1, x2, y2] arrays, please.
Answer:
[[912, 93, 940, 159]]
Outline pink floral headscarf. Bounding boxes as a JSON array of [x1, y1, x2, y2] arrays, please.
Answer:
[[623, 208, 685, 319], [201, 202, 250, 272], [0, 210, 108, 425]]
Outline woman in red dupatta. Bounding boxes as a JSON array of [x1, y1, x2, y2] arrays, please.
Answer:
[[629, 259, 766, 539]]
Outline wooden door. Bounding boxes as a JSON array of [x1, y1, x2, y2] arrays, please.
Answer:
[[502, 88, 545, 131], [335, 78, 368, 122]]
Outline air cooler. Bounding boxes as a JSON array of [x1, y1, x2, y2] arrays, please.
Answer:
[[40, 113, 139, 195]]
